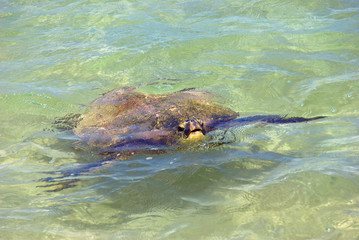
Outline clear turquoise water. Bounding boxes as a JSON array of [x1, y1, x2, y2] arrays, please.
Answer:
[[1, 0, 359, 239]]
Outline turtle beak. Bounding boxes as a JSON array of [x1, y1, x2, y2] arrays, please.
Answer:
[[178, 119, 206, 140]]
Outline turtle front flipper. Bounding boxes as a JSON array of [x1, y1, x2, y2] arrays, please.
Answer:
[[214, 115, 325, 129], [238, 115, 326, 124], [263, 115, 326, 124]]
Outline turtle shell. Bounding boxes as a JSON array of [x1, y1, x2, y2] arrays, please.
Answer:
[[73, 87, 239, 153]]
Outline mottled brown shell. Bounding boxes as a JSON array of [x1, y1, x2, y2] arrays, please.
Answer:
[[74, 87, 238, 151]]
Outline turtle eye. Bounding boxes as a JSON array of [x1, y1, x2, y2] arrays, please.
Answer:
[[178, 123, 185, 132], [178, 126, 184, 132]]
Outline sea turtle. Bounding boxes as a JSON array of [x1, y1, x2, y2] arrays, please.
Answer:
[[57, 86, 325, 158], [72, 86, 239, 156], [43, 86, 324, 191]]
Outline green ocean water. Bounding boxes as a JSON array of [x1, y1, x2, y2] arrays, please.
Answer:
[[1, 0, 359, 239]]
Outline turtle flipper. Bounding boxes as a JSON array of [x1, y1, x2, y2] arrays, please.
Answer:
[[258, 115, 326, 124], [216, 115, 325, 128], [37, 157, 118, 192], [53, 113, 82, 131]]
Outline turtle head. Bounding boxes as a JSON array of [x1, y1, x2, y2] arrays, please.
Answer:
[[178, 118, 206, 140]]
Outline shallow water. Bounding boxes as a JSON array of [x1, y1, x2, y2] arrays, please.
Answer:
[[1, 0, 359, 239]]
